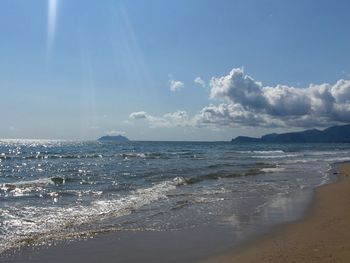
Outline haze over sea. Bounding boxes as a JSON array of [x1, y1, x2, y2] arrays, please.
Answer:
[[1, 139, 350, 253]]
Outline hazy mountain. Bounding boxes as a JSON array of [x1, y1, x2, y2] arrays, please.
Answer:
[[232, 124, 350, 143]]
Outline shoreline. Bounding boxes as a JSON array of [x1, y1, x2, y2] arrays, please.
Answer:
[[204, 162, 350, 263], [2, 163, 348, 262]]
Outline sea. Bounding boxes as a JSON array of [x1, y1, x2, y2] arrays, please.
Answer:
[[1, 139, 350, 254]]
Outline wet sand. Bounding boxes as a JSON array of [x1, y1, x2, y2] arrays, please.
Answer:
[[1, 225, 244, 263], [204, 163, 350, 263]]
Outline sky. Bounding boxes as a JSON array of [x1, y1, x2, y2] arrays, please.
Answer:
[[1, 0, 350, 141]]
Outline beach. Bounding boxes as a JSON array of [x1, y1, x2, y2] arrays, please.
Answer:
[[205, 162, 350, 263], [2, 0, 350, 261]]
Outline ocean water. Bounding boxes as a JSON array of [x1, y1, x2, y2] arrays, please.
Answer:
[[1, 139, 350, 254]]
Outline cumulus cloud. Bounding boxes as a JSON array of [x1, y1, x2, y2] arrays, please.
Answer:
[[194, 77, 206, 88], [130, 68, 350, 130], [170, 80, 184, 92], [210, 68, 267, 110], [193, 103, 283, 128], [207, 68, 350, 127]]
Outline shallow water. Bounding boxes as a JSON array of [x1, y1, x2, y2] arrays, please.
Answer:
[[1, 139, 349, 253]]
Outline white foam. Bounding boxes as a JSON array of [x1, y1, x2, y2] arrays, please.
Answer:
[[0, 180, 177, 253], [304, 151, 342, 156], [252, 154, 300, 159], [237, 150, 285, 154], [4, 178, 53, 188], [252, 150, 285, 154], [261, 167, 286, 173], [120, 152, 148, 158], [173, 177, 187, 186], [325, 157, 350, 162], [285, 156, 350, 164], [0, 178, 55, 197]]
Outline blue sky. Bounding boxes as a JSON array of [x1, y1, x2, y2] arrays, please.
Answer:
[[1, 0, 350, 140]]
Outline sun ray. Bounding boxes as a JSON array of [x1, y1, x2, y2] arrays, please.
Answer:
[[47, 0, 58, 60]]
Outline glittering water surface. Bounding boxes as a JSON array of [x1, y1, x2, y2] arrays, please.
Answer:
[[1, 139, 349, 253]]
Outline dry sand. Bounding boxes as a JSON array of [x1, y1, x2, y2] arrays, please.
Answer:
[[204, 163, 350, 263]]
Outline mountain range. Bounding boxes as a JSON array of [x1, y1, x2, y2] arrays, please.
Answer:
[[232, 124, 350, 143]]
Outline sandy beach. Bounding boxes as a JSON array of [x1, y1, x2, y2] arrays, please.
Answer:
[[204, 163, 350, 263]]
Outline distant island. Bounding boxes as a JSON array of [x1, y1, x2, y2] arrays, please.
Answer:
[[97, 135, 130, 142], [232, 124, 350, 143]]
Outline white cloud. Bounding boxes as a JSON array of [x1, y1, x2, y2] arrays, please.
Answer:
[[130, 68, 350, 130], [208, 68, 350, 127], [129, 110, 191, 128], [210, 68, 267, 110], [129, 111, 148, 119], [164, 110, 189, 124], [194, 77, 206, 88], [193, 103, 283, 128], [170, 80, 184, 92]]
